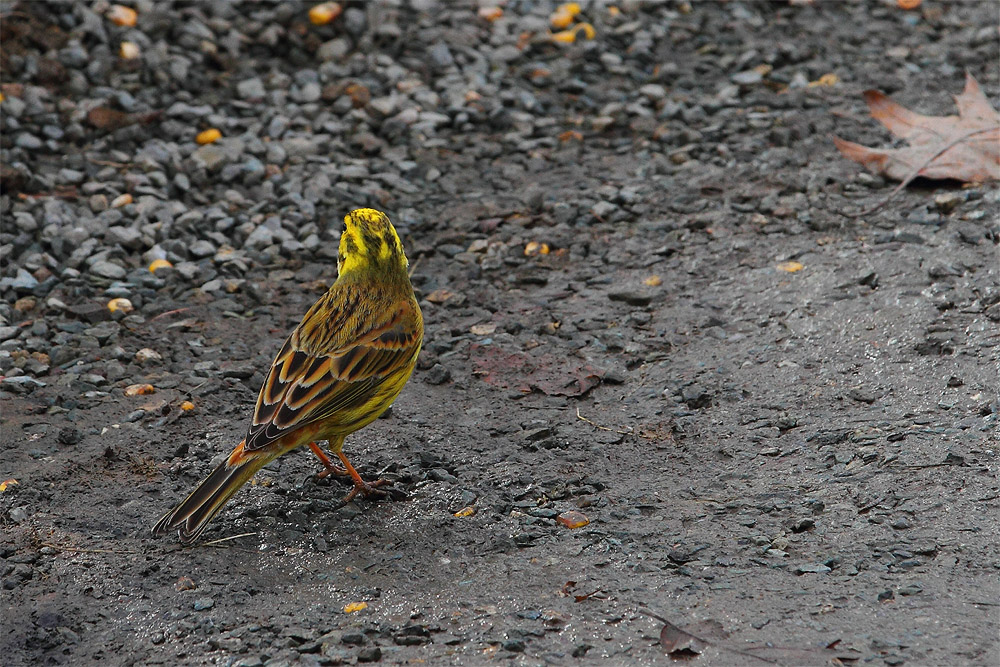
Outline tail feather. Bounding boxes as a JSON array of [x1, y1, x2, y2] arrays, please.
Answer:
[[152, 440, 268, 544]]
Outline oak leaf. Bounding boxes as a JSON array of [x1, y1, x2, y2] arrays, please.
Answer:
[[833, 73, 999, 183]]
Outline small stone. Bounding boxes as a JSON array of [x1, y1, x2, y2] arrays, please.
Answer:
[[356, 646, 381, 662], [193, 597, 214, 611], [9, 269, 39, 291], [847, 388, 878, 404], [424, 363, 451, 385], [342, 7, 367, 35], [789, 518, 815, 533], [237, 77, 266, 100], [296, 82, 321, 103], [189, 240, 216, 258], [243, 224, 274, 250], [16, 133, 43, 149], [1, 376, 46, 392], [428, 42, 454, 69], [106, 226, 144, 250], [282, 137, 317, 159], [58, 428, 82, 445], [341, 633, 366, 646], [503, 639, 526, 653], [59, 168, 85, 184], [84, 321, 120, 344], [795, 563, 831, 575], [191, 144, 228, 171], [13, 212, 38, 232], [932, 192, 962, 213], [731, 70, 763, 85], [317, 38, 351, 61], [134, 348, 163, 365], [608, 289, 651, 307], [591, 200, 619, 219], [891, 516, 913, 530], [90, 261, 127, 279], [638, 83, 667, 100]]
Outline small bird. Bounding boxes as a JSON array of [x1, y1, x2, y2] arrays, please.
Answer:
[[153, 208, 423, 544]]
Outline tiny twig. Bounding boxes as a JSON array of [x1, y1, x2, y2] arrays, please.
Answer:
[[851, 127, 996, 218], [575, 407, 633, 435], [149, 307, 191, 322], [195, 532, 257, 548], [87, 158, 134, 168], [40, 542, 136, 555], [408, 255, 422, 278]]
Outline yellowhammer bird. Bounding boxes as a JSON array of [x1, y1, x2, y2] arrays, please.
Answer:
[[153, 208, 423, 544]]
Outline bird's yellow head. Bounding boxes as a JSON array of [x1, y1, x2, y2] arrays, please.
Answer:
[[337, 208, 409, 278]]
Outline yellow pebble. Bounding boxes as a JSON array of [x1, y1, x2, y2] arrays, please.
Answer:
[[107, 297, 134, 314], [309, 2, 342, 25], [196, 128, 221, 145], [108, 5, 137, 27], [149, 259, 173, 273], [111, 193, 133, 208], [550, 9, 574, 28]]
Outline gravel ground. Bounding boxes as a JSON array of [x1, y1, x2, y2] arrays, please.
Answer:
[[1, 1, 998, 665]]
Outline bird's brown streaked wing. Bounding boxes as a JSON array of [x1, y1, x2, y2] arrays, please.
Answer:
[[243, 301, 422, 452]]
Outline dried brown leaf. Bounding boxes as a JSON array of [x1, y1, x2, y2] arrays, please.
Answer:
[[659, 619, 707, 657], [833, 73, 999, 183]]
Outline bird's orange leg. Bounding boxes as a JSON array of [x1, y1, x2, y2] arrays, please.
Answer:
[[307, 442, 348, 478], [336, 451, 392, 504]]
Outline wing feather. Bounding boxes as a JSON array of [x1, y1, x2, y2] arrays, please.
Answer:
[[243, 295, 421, 452]]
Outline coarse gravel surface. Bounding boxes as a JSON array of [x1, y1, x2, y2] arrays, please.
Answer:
[[1, 1, 999, 666]]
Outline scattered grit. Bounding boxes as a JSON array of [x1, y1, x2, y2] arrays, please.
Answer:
[[1, 1, 999, 666]]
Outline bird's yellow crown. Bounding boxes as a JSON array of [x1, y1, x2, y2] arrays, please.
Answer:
[[337, 208, 409, 278]]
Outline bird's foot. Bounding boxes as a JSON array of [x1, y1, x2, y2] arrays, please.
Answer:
[[333, 477, 404, 508], [315, 464, 349, 480], [308, 442, 349, 479]]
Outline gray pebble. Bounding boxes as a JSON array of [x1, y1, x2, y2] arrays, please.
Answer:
[[90, 261, 127, 280], [59, 169, 85, 185], [237, 77, 266, 100], [189, 240, 216, 258], [295, 82, 321, 103], [795, 563, 832, 575], [3, 95, 25, 117], [9, 269, 39, 291], [424, 363, 451, 385], [732, 70, 763, 85], [357, 646, 381, 662], [191, 144, 229, 171], [106, 227, 145, 250], [15, 133, 43, 149], [317, 38, 351, 61], [428, 42, 454, 69], [639, 83, 667, 101], [342, 7, 367, 35]]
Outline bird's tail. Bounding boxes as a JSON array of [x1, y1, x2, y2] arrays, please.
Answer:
[[152, 440, 270, 544]]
